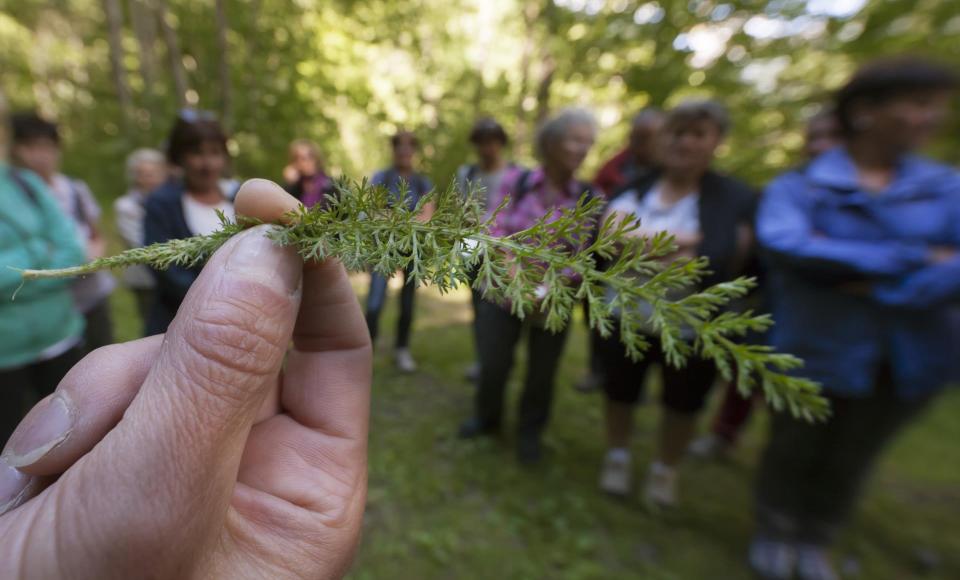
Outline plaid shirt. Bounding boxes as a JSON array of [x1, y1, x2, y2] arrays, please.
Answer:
[[489, 166, 589, 237]]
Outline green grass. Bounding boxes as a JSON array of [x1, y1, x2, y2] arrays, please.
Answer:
[[103, 242, 960, 580]]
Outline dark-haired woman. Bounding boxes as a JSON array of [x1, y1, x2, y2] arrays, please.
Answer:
[[144, 112, 236, 335], [596, 100, 756, 506], [750, 58, 959, 580]]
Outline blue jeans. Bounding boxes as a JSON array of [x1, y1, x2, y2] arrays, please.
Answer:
[[366, 267, 416, 348]]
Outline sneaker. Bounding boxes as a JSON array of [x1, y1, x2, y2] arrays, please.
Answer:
[[688, 433, 732, 460], [516, 435, 543, 465], [748, 536, 797, 580], [457, 417, 498, 439], [464, 361, 480, 382], [796, 545, 839, 580], [643, 461, 678, 508], [394, 348, 417, 373], [599, 450, 632, 496], [574, 371, 602, 393]]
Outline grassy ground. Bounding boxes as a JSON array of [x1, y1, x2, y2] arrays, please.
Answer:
[[105, 276, 959, 580]]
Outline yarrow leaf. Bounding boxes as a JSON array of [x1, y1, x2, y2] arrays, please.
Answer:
[[16, 179, 829, 421]]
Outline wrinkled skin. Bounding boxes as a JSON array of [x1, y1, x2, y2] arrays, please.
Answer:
[[0, 182, 372, 579]]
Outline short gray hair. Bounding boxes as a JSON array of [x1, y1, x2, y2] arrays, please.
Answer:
[[125, 148, 166, 184], [534, 107, 597, 162], [664, 99, 730, 136], [631, 107, 663, 128]]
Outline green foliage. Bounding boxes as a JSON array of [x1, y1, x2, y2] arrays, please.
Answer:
[[20, 180, 828, 420], [1, 0, 958, 206]]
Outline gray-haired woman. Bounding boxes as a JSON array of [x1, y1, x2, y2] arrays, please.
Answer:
[[458, 108, 597, 464], [114, 148, 168, 323]]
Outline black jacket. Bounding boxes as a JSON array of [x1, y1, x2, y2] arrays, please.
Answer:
[[613, 169, 758, 289], [143, 179, 202, 335]]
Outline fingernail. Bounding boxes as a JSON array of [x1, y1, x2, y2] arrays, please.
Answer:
[[3, 395, 74, 468], [0, 458, 32, 516], [225, 226, 302, 294]]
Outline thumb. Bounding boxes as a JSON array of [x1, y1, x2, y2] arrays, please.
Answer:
[[76, 225, 302, 540]]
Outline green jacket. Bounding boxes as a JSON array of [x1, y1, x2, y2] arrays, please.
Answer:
[[0, 163, 86, 369]]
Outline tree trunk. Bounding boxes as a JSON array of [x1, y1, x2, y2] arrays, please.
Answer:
[[128, 0, 158, 97], [103, 0, 134, 133], [156, 0, 188, 107], [514, 0, 539, 146], [215, 0, 232, 129]]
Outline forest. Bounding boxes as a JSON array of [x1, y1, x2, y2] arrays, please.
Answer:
[[2, 1, 960, 579], [2, 0, 959, 198]]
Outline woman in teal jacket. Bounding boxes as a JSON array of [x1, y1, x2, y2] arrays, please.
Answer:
[[0, 162, 86, 444]]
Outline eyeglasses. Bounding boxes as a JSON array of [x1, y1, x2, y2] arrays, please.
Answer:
[[178, 108, 217, 123]]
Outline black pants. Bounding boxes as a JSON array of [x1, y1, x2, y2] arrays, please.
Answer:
[[755, 367, 933, 545], [597, 328, 717, 413], [583, 300, 604, 377], [474, 300, 569, 438], [366, 267, 416, 348], [0, 346, 82, 445], [132, 287, 155, 332], [83, 298, 114, 352]]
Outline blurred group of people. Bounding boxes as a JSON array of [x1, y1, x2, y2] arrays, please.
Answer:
[[358, 56, 958, 580], [2, 54, 959, 580]]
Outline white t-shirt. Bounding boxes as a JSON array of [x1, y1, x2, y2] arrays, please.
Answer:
[[182, 194, 235, 236], [606, 184, 701, 338], [607, 185, 700, 237]]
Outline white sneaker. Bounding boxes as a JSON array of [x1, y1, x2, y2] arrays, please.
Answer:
[[796, 545, 839, 580], [599, 450, 632, 495], [688, 434, 731, 460], [749, 536, 797, 580], [643, 461, 678, 508], [394, 348, 417, 373], [464, 361, 480, 382]]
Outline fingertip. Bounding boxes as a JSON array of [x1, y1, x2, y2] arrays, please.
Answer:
[[235, 178, 302, 225]]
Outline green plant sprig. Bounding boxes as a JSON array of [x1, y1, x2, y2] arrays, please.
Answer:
[[16, 179, 828, 421]]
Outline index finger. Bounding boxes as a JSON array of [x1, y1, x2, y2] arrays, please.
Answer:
[[281, 259, 372, 439]]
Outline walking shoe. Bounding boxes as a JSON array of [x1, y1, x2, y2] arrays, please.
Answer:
[[394, 348, 417, 373], [516, 435, 543, 465], [688, 433, 732, 460], [796, 545, 839, 580], [599, 449, 632, 496], [464, 361, 480, 382], [457, 417, 498, 439], [642, 461, 678, 508], [574, 371, 602, 393], [748, 536, 797, 580]]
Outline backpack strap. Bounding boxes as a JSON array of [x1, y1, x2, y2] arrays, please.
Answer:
[[9, 169, 40, 207], [465, 164, 479, 184], [513, 169, 534, 203], [68, 180, 90, 224]]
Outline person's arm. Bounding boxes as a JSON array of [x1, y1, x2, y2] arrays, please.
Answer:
[[143, 195, 199, 303], [416, 176, 435, 222], [872, 184, 960, 308], [114, 197, 144, 249], [757, 174, 930, 278], [74, 180, 106, 259]]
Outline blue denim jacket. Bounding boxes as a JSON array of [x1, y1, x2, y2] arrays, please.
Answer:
[[758, 147, 960, 399]]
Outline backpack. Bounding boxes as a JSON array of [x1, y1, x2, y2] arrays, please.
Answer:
[[511, 168, 595, 204]]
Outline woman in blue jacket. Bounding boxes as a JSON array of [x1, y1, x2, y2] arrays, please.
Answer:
[[750, 58, 959, 580]]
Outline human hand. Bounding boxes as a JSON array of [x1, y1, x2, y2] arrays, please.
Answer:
[[0, 180, 372, 579], [282, 164, 300, 185], [87, 234, 107, 260], [929, 245, 957, 264]]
